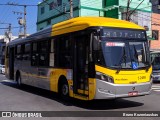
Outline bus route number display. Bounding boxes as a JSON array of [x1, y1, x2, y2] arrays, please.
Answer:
[[103, 29, 146, 39]]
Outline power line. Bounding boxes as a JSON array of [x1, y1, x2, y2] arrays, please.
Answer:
[[0, 28, 9, 29], [128, 0, 145, 20], [0, 3, 37, 6]]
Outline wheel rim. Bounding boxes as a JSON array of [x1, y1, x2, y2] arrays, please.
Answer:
[[62, 84, 68, 96]]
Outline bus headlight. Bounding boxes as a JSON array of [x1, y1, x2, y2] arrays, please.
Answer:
[[96, 72, 114, 83]]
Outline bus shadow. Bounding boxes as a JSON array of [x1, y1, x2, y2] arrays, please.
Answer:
[[1, 81, 144, 110], [72, 99, 144, 110]]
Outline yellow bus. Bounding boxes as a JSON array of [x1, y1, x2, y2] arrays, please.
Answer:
[[5, 17, 152, 100]]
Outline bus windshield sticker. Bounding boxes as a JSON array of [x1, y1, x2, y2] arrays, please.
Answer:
[[106, 42, 125, 47]]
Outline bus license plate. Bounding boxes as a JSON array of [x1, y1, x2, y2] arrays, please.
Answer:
[[128, 91, 138, 96]]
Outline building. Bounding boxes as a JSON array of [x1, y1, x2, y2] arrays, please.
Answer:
[[37, 0, 103, 30], [150, 0, 160, 14], [105, 0, 152, 37], [150, 0, 160, 50], [0, 35, 18, 65], [37, 0, 152, 35]]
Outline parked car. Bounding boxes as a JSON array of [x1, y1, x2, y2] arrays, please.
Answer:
[[0, 65, 5, 74]]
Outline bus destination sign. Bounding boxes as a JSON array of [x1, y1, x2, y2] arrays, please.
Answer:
[[103, 29, 146, 39]]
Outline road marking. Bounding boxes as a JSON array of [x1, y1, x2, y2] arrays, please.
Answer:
[[152, 88, 160, 90], [153, 90, 160, 92], [152, 85, 160, 87], [152, 85, 160, 92]]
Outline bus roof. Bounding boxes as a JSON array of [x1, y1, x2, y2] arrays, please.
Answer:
[[8, 17, 145, 46], [52, 16, 144, 36]]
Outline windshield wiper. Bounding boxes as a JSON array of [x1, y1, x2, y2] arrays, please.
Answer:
[[116, 48, 127, 74], [144, 62, 150, 71], [133, 45, 139, 65]]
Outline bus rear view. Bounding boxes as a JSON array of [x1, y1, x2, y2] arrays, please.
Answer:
[[150, 50, 160, 82]]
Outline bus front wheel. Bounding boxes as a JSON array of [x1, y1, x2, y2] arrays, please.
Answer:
[[59, 80, 69, 100]]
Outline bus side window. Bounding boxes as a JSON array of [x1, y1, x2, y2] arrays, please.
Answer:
[[16, 45, 23, 60], [39, 40, 49, 66], [23, 43, 31, 60], [54, 36, 71, 68], [50, 39, 54, 67], [31, 42, 38, 66]]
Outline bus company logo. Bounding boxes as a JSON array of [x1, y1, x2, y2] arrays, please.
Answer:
[[2, 112, 11, 117], [106, 42, 125, 47], [106, 42, 115, 46], [132, 87, 135, 90]]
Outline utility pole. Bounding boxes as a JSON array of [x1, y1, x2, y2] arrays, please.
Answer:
[[70, 0, 73, 18], [24, 5, 27, 37], [8, 23, 11, 41], [126, 0, 130, 21], [127, 0, 144, 21], [13, 5, 27, 37]]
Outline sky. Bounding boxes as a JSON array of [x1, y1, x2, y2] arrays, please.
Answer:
[[0, 0, 42, 36]]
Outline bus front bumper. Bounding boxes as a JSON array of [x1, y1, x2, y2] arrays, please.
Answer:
[[94, 79, 152, 99]]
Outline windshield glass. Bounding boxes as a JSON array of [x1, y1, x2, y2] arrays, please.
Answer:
[[94, 40, 150, 69], [104, 41, 149, 69], [93, 28, 150, 70]]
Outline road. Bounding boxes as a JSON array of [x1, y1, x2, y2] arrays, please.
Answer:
[[0, 74, 160, 120]]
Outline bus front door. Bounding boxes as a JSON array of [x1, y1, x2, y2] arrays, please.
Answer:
[[73, 37, 89, 97]]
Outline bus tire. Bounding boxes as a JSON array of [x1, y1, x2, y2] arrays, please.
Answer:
[[59, 78, 69, 100], [16, 72, 22, 87]]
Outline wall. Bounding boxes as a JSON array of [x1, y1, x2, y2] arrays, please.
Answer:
[[150, 13, 160, 50], [37, 0, 152, 33], [80, 0, 103, 16], [104, 0, 152, 37], [37, 0, 79, 31], [37, 0, 103, 31]]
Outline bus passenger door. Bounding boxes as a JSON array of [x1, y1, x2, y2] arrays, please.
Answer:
[[73, 36, 89, 97], [9, 47, 14, 80]]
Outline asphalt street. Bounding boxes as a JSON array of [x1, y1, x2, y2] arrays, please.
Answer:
[[0, 74, 160, 120]]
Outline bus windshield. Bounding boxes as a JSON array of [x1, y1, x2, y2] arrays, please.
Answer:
[[93, 29, 150, 70], [101, 41, 150, 69]]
